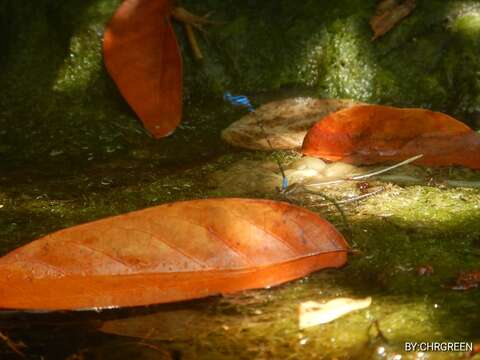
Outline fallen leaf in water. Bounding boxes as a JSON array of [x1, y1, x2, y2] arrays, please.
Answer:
[[222, 98, 361, 150], [103, 0, 182, 138], [370, 0, 416, 40], [302, 105, 480, 169], [299, 297, 372, 328], [0, 198, 348, 311], [451, 271, 480, 290]]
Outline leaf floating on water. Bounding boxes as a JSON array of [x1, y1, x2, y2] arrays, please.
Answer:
[[298, 297, 372, 329], [222, 98, 362, 150], [370, 0, 416, 40], [0, 198, 348, 311], [302, 105, 480, 169], [103, 0, 182, 138]]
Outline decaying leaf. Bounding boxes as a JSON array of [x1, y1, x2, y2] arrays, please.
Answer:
[[222, 98, 361, 150], [370, 0, 416, 40], [299, 297, 372, 329], [302, 105, 480, 169], [0, 198, 348, 311], [103, 0, 182, 138], [451, 271, 480, 290]]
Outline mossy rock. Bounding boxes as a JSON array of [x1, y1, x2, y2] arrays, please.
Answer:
[[1, 0, 480, 165]]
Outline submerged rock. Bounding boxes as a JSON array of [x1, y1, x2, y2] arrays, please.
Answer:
[[221, 98, 361, 150]]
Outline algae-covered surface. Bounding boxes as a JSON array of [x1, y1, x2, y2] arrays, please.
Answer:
[[1, 0, 480, 358], [1, 129, 480, 359], [0, 149, 479, 359]]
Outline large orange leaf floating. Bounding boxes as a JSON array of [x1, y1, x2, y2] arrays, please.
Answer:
[[302, 105, 480, 169], [103, 0, 182, 138], [0, 199, 348, 311]]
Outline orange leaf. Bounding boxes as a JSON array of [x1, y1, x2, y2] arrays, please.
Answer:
[[370, 0, 416, 40], [103, 0, 182, 138], [302, 105, 480, 169], [0, 199, 348, 311]]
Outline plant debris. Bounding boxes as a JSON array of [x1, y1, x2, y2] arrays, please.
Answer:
[[298, 297, 372, 328], [451, 271, 480, 290], [0, 331, 26, 358], [416, 265, 434, 276], [370, 0, 416, 40], [222, 98, 361, 150]]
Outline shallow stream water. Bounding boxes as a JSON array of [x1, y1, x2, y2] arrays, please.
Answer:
[[0, 92, 479, 360]]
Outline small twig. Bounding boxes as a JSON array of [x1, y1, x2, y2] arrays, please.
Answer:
[[369, 319, 388, 343], [171, 6, 219, 62], [137, 341, 171, 355], [0, 331, 26, 358], [350, 154, 423, 180], [251, 111, 288, 190], [171, 7, 219, 31], [184, 24, 203, 60], [305, 154, 423, 187], [284, 184, 351, 239], [443, 180, 480, 189], [313, 187, 385, 208], [309, 190, 351, 237], [282, 183, 385, 246]]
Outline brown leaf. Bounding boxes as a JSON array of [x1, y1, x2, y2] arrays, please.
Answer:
[[222, 98, 362, 150], [451, 271, 480, 290], [103, 0, 182, 138], [0, 199, 348, 311], [370, 0, 416, 40], [302, 105, 480, 169]]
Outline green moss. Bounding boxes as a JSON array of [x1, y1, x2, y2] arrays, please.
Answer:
[[2, 0, 480, 165], [450, 11, 480, 39], [1, 1, 480, 358]]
